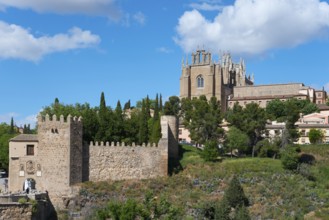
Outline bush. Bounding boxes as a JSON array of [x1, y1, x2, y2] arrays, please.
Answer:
[[256, 139, 279, 158], [297, 163, 315, 181], [18, 197, 27, 204], [281, 147, 300, 170], [200, 141, 219, 162], [233, 205, 251, 220], [223, 175, 249, 208]]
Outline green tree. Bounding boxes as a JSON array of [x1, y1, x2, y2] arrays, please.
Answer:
[[265, 99, 286, 121], [159, 94, 163, 112], [281, 147, 300, 170], [226, 127, 250, 156], [10, 117, 14, 134], [149, 94, 161, 144], [163, 96, 180, 116], [0, 123, 17, 170], [182, 96, 223, 146], [301, 102, 319, 115], [223, 175, 249, 209], [138, 99, 149, 144], [123, 100, 131, 110], [226, 103, 267, 156], [200, 140, 219, 162], [123, 110, 140, 145], [96, 92, 113, 142], [255, 138, 279, 158], [112, 101, 124, 142], [309, 128, 324, 144]]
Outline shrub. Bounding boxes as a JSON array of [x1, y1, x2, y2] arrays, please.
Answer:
[[215, 197, 230, 220], [281, 147, 300, 170], [18, 197, 27, 204], [297, 163, 315, 181], [200, 141, 219, 162], [223, 175, 249, 208], [233, 205, 251, 220]]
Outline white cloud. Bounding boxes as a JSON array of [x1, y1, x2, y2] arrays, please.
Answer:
[[0, 0, 121, 20], [175, 0, 329, 55], [189, 2, 224, 11], [0, 21, 100, 61], [157, 47, 173, 54], [133, 12, 146, 25]]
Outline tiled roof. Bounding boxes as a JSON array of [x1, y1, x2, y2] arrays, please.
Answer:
[[10, 134, 38, 142]]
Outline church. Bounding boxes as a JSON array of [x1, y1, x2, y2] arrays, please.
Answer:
[[180, 49, 327, 111], [180, 49, 253, 112]]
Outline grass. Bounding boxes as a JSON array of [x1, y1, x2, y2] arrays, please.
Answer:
[[76, 144, 329, 219]]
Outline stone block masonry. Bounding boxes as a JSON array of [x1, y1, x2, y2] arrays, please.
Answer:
[[87, 115, 178, 182], [8, 114, 178, 208]]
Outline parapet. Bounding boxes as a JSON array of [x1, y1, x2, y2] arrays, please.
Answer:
[[37, 114, 82, 124], [89, 141, 158, 147]]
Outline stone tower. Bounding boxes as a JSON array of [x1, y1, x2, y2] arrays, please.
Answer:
[[9, 114, 83, 206], [180, 50, 253, 112]]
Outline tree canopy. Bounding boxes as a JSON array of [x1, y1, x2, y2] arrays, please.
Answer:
[[181, 96, 224, 146]]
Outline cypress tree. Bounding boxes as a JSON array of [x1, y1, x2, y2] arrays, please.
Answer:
[[113, 100, 124, 142], [138, 99, 149, 144], [10, 117, 14, 134], [149, 94, 161, 144], [96, 92, 109, 142], [224, 175, 249, 209], [159, 94, 163, 112], [124, 100, 131, 110], [145, 95, 151, 119], [154, 94, 159, 121]]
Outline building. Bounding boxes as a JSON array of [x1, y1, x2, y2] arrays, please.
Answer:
[[295, 112, 329, 144], [8, 114, 178, 208], [228, 83, 316, 108], [178, 49, 328, 143], [180, 50, 253, 112], [315, 88, 328, 105]]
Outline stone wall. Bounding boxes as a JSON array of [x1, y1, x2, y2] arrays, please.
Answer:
[[233, 83, 305, 98], [87, 116, 178, 182], [0, 203, 32, 220]]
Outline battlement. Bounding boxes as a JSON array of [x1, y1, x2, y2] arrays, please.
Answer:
[[89, 141, 158, 147], [37, 114, 82, 124]]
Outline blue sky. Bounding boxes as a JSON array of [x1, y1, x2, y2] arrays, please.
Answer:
[[0, 0, 329, 128]]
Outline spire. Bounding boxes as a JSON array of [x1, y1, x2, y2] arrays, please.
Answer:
[[182, 56, 185, 68]]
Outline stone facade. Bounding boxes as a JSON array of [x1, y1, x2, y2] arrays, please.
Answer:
[[9, 115, 83, 207], [228, 83, 315, 108], [8, 115, 178, 208], [180, 50, 253, 112]]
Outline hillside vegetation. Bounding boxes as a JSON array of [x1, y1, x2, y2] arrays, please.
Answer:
[[65, 144, 329, 219]]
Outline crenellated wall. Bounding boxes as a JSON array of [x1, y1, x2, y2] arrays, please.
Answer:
[[9, 114, 83, 208], [87, 115, 178, 182], [8, 114, 178, 208]]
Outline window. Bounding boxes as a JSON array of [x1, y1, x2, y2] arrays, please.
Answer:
[[197, 75, 204, 88], [179, 129, 182, 135], [26, 145, 34, 156]]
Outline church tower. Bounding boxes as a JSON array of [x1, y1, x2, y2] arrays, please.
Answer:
[[180, 50, 253, 112]]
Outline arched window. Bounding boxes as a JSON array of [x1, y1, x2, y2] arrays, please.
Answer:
[[197, 75, 204, 88]]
